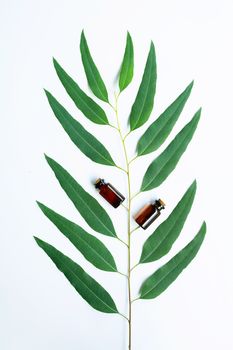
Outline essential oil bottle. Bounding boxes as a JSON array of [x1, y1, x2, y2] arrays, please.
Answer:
[[95, 178, 125, 208], [134, 199, 165, 229]]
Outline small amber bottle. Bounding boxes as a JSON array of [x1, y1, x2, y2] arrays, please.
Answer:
[[134, 199, 165, 229], [95, 178, 125, 208]]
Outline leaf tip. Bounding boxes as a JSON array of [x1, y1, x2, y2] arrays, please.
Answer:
[[191, 179, 197, 190], [191, 108, 202, 126], [187, 80, 194, 91], [126, 30, 132, 39], [150, 40, 155, 52], [44, 153, 51, 164], [202, 220, 207, 232], [80, 29, 86, 42], [196, 106, 202, 115], [36, 200, 43, 209], [52, 57, 58, 67], [33, 235, 41, 245], [44, 89, 52, 100]]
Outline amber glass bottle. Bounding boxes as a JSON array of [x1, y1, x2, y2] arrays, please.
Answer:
[[95, 178, 125, 208], [134, 199, 165, 229]]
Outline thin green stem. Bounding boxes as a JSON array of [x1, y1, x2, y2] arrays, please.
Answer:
[[131, 297, 140, 304], [116, 236, 128, 248], [131, 191, 140, 201], [130, 263, 139, 272], [121, 203, 129, 211], [108, 102, 116, 111], [115, 164, 128, 174], [109, 123, 118, 130], [119, 312, 129, 322], [130, 226, 140, 234], [123, 130, 131, 141], [116, 91, 121, 99], [114, 92, 132, 350], [129, 155, 138, 164], [117, 271, 128, 278]]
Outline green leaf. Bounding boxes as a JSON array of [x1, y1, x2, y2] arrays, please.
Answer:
[[45, 155, 117, 238], [139, 181, 197, 263], [129, 41, 156, 131], [141, 109, 201, 192], [53, 58, 109, 125], [37, 202, 118, 272], [139, 222, 206, 299], [119, 32, 134, 92], [80, 30, 109, 102], [34, 237, 118, 313], [137, 81, 194, 156], [45, 90, 115, 166]]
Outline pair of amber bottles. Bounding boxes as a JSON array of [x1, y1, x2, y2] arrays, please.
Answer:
[[95, 178, 165, 230]]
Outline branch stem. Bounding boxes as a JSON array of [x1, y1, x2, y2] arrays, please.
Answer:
[[129, 155, 138, 164], [109, 123, 118, 130], [130, 263, 139, 272], [123, 131, 131, 140], [121, 203, 129, 211], [115, 164, 128, 174], [131, 297, 140, 304], [114, 92, 132, 350], [119, 312, 129, 322], [117, 271, 128, 278], [117, 236, 128, 248], [131, 191, 140, 201], [130, 226, 140, 234]]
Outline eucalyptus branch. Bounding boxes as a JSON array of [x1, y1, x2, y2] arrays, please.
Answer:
[[36, 31, 206, 350]]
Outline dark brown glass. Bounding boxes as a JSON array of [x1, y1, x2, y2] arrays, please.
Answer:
[[95, 178, 125, 208], [134, 199, 165, 229]]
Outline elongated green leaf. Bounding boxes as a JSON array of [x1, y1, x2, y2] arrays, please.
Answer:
[[141, 109, 201, 192], [45, 155, 117, 238], [80, 30, 109, 102], [140, 181, 197, 263], [53, 58, 109, 125], [34, 237, 118, 313], [119, 32, 134, 92], [137, 81, 194, 156], [45, 90, 115, 166], [37, 202, 117, 272], [139, 222, 206, 299], [129, 42, 156, 131]]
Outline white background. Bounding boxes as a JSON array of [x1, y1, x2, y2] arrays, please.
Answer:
[[1, 0, 233, 349]]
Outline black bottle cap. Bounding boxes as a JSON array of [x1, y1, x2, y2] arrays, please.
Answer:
[[155, 199, 166, 210], [95, 178, 105, 189]]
